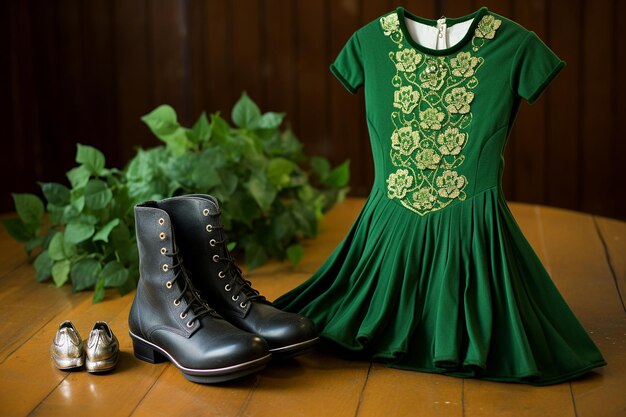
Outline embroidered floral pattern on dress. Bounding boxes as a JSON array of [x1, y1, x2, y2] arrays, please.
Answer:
[[395, 48, 422, 72], [391, 126, 420, 155], [437, 128, 467, 155], [413, 188, 437, 211], [387, 169, 413, 199], [380, 11, 501, 215], [393, 85, 420, 113], [436, 170, 466, 199], [419, 108, 445, 130], [419, 58, 448, 90], [445, 87, 474, 114], [380, 13, 401, 35], [472, 14, 502, 51], [474, 15, 501, 39], [450, 52, 479, 78], [415, 149, 441, 170]]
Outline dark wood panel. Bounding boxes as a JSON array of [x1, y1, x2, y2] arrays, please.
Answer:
[[614, 1, 626, 218], [329, 0, 364, 190], [262, 0, 297, 121], [580, 0, 614, 216], [294, 1, 329, 157], [512, 0, 548, 204], [204, 0, 230, 112], [545, 0, 582, 210], [113, 0, 157, 160], [1, 0, 625, 219], [149, 0, 186, 121]]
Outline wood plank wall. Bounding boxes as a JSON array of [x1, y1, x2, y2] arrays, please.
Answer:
[[3, 0, 625, 218]]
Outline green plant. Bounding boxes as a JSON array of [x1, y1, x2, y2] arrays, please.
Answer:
[[5, 145, 138, 302], [4, 93, 349, 302]]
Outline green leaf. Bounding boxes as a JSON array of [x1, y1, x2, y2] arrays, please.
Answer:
[[3, 218, 35, 242], [70, 188, 85, 212], [64, 220, 95, 244], [245, 175, 277, 212], [47, 204, 65, 225], [48, 232, 65, 260], [70, 258, 101, 291], [219, 171, 239, 196], [12, 193, 44, 225], [326, 160, 351, 187], [93, 218, 121, 242], [48, 232, 76, 260], [286, 244, 304, 268], [141, 105, 190, 156], [310, 157, 331, 181], [41, 183, 71, 206], [26, 236, 44, 256], [76, 144, 106, 176], [66, 165, 91, 188], [266, 157, 296, 189], [191, 112, 211, 145], [273, 211, 296, 241], [84, 179, 113, 209], [210, 113, 231, 146], [116, 270, 137, 296], [101, 260, 129, 287], [190, 151, 223, 190], [93, 278, 105, 303], [52, 259, 71, 287], [232, 92, 261, 128], [141, 105, 180, 137], [252, 112, 285, 130], [244, 241, 268, 270], [34, 250, 54, 282]]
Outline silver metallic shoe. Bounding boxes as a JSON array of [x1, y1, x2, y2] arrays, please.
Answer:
[[85, 321, 119, 373], [50, 320, 85, 370]]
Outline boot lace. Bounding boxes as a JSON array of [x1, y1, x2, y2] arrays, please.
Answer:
[[208, 213, 266, 308], [164, 250, 219, 326]]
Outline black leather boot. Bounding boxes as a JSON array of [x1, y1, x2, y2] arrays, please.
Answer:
[[158, 195, 319, 357], [128, 202, 271, 383]]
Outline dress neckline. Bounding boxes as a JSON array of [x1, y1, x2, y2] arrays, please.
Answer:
[[396, 6, 489, 56]]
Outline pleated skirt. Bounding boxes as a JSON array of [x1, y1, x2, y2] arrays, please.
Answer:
[[274, 186, 606, 385]]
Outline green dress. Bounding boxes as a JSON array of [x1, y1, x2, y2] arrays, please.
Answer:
[[274, 7, 606, 385]]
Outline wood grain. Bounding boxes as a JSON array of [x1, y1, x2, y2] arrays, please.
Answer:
[[0, 189, 624, 414], [539, 207, 624, 417]]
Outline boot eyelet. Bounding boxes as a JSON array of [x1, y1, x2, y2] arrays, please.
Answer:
[[166, 281, 172, 289], [159, 232, 166, 240], [206, 224, 213, 233], [160, 247, 167, 255], [186, 321, 195, 328], [240, 302, 247, 308], [209, 239, 216, 247], [224, 284, 231, 291], [218, 271, 226, 278], [173, 299, 181, 306], [162, 264, 169, 272], [158, 218, 165, 225], [212, 254, 220, 263], [232, 295, 239, 301], [180, 312, 187, 319], [202, 208, 209, 216]]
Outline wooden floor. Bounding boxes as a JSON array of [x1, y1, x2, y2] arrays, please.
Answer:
[[0, 198, 625, 417]]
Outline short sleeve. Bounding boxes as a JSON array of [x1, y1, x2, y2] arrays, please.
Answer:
[[510, 32, 565, 104], [330, 33, 364, 94]]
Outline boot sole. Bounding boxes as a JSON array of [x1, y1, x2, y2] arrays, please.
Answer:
[[129, 331, 271, 383], [270, 337, 320, 359]]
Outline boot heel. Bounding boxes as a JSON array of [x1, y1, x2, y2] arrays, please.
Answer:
[[131, 336, 167, 364]]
